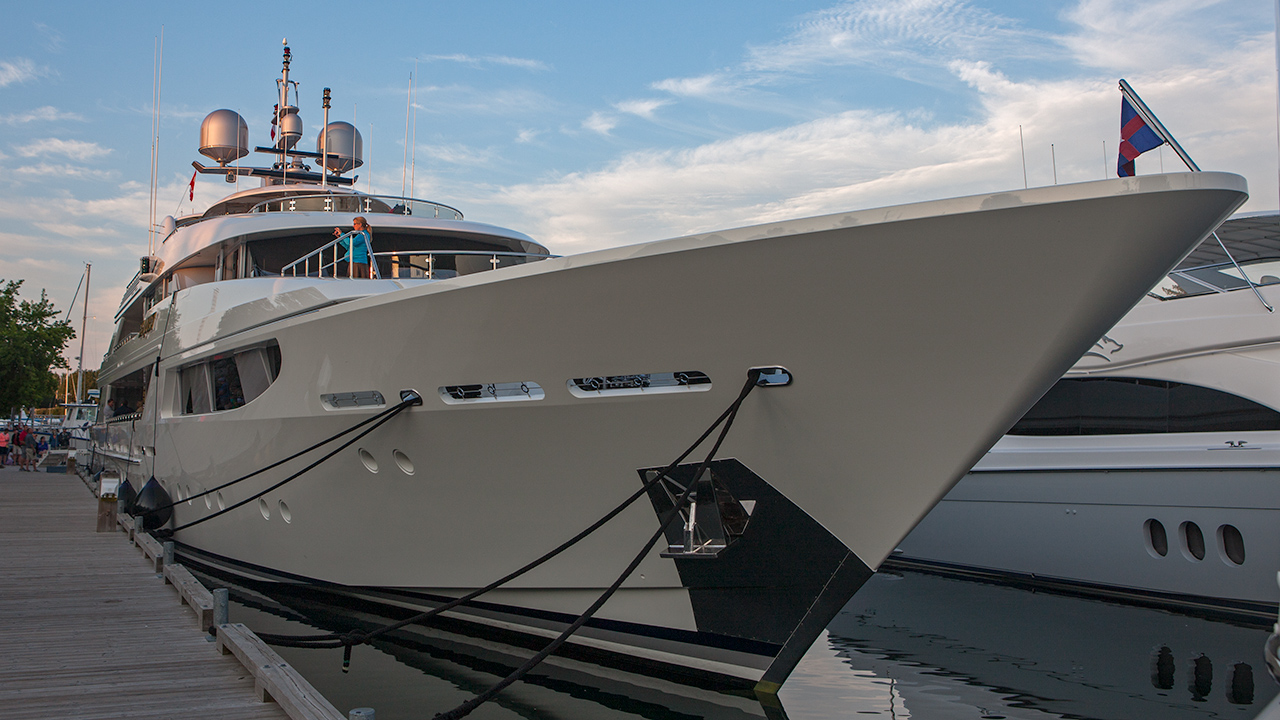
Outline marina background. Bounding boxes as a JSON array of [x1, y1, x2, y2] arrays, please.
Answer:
[[0, 0, 1275, 371]]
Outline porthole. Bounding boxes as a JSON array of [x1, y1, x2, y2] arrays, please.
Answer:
[[359, 448, 378, 473], [1181, 521, 1205, 561], [216, 492, 226, 511], [1219, 524, 1246, 565], [204, 489, 212, 510], [278, 500, 292, 524], [258, 498, 270, 520], [393, 450, 414, 475], [1144, 519, 1168, 558]]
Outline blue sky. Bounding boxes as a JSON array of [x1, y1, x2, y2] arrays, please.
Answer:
[[1, 0, 1275, 368]]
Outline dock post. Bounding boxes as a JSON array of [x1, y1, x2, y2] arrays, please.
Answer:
[[95, 496, 116, 533], [213, 588, 229, 630], [162, 541, 174, 568], [349, 709, 375, 719]]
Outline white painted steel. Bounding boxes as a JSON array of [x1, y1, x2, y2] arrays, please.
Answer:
[[95, 170, 1247, 681]]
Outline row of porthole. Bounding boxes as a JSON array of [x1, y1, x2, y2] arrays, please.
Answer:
[[1145, 519, 1245, 565], [358, 448, 415, 475], [171, 484, 293, 524]]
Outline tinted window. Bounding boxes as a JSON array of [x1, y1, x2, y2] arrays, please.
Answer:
[[1009, 378, 1280, 435]]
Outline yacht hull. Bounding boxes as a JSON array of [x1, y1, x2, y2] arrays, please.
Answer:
[[102, 172, 1248, 686]]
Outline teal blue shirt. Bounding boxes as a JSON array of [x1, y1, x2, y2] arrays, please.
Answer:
[[339, 230, 371, 264]]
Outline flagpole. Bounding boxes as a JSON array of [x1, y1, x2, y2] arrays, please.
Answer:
[[1118, 79, 1199, 171], [1119, 79, 1273, 313]]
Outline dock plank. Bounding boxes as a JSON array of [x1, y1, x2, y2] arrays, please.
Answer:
[[0, 465, 292, 720]]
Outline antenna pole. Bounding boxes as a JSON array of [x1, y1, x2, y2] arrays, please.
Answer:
[[410, 60, 418, 199], [321, 88, 331, 188], [280, 41, 291, 186], [1019, 125, 1028, 188], [401, 72, 411, 199]]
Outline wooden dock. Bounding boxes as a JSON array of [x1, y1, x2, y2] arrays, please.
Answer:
[[0, 463, 338, 719]]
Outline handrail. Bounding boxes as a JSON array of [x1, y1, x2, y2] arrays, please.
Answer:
[[282, 231, 382, 279], [370, 250, 556, 279], [247, 192, 463, 220]]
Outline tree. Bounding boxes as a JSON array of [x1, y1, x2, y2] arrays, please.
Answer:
[[0, 280, 76, 416]]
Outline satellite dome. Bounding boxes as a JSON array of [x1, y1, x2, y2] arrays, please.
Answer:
[[317, 122, 363, 174], [198, 109, 249, 166]]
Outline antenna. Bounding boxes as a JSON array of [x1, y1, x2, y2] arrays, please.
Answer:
[[410, 60, 418, 199], [147, 28, 164, 256], [1018, 125, 1028, 189], [401, 72, 411, 198], [1050, 143, 1057, 184]]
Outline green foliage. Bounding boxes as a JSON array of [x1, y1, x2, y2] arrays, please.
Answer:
[[0, 280, 76, 415]]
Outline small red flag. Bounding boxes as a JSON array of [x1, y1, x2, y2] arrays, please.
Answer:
[[270, 104, 278, 141], [188, 170, 197, 201]]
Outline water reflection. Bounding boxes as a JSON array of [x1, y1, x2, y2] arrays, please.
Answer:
[[824, 570, 1275, 719], [200, 568, 1276, 720]]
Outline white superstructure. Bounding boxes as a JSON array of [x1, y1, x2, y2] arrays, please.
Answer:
[[89, 47, 1251, 691]]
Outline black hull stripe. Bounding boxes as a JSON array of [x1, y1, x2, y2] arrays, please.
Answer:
[[173, 539, 784, 658]]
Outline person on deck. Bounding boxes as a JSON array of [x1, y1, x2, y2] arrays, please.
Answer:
[[333, 216, 373, 278]]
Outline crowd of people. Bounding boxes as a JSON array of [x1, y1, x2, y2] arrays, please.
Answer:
[[0, 424, 68, 471]]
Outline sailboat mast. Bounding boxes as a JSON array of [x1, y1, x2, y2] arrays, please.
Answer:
[[76, 263, 90, 404]]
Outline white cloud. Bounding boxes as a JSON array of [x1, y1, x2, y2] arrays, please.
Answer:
[[419, 53, 550, 71], [651, 73, 739, 98], [12, 163, 117, 180], [1061, 0, 1251, 71], [0, 106, 84, 125], [582, 111, 618, 136], [16, 138, 112, 160], [744, 0, 1042, 72], [515, 128, 541, 144], [0, 58, 46, 87], [614, 99, 670, 118], [480, 17, 1276, 255]]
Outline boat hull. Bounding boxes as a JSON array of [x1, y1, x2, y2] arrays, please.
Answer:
[[101, 172, 1248, 686]]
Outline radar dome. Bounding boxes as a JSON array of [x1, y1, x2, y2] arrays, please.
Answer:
[[278, 106, 303, 151], [198, 109, 249, 166], [317, 122, 363, 174]]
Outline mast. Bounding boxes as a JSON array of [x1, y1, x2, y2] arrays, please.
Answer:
[[76, 263, 90, 404]]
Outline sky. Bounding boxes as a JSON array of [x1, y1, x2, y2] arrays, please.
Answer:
[[1, 0, 1276, 371]]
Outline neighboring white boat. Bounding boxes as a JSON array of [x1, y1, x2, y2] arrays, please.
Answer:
[[88, 47, 1249, 692], [894, 213, 1280, 620]]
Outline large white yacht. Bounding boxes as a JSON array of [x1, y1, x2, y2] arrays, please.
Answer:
[[89, 48, 1250, 692], [894, 213, 1280, 621]]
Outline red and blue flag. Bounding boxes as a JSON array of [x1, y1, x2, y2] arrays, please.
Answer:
[[1117, 96, 1165, 177]]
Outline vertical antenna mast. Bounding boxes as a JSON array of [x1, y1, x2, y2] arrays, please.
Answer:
[[401, 71, 412, 197], [280, 40, 290, 186], [147, 29, 164, 256], [321, 88, 331, 188], [410, 60, 418, 199]]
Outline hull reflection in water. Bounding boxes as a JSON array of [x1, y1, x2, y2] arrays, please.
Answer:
[[205, 569, 790, 720], [825, 570, 1274, 719]]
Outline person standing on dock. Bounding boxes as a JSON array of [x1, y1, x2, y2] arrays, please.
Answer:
[[0, 427, 9, 467]]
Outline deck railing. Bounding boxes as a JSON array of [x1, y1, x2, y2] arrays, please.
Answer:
[[248, 193, 463, 220], [281, 246, 556, 280], [281, 231, 383, 279]]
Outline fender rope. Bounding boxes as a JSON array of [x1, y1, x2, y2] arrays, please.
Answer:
[[253, 369, 761, 719], [154, 391, 421, 536]]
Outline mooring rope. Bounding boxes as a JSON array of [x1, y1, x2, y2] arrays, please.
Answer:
[[254, 369, 762, 719], [152, 391, 422, 536]]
